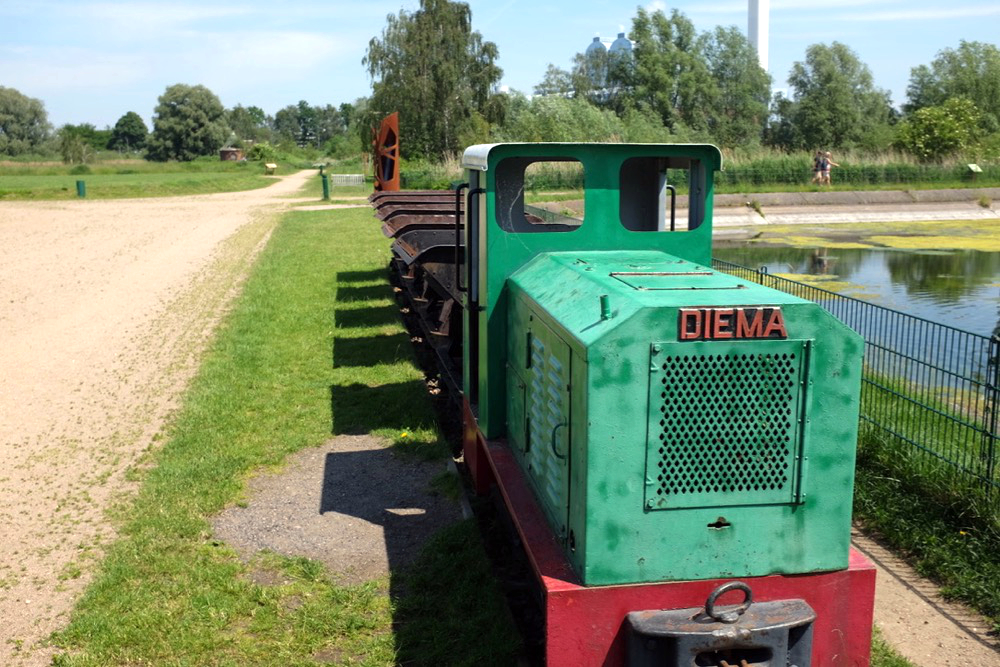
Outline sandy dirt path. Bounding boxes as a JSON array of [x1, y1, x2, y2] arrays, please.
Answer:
[[0, 170, 313, 665]]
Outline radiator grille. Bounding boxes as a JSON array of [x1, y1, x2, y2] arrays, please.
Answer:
[[647, 342, 807, 508]]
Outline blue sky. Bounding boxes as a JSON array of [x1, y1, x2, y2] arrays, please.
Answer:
[[1, 0, 998, 130]]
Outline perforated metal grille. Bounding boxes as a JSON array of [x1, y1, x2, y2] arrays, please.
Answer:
[[649, 344, 805, 507], [527, 327, 570, 514]]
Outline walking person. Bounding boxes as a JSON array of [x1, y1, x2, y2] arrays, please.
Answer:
[[810, 150, 824, 184], [822, 151, 839, 185]]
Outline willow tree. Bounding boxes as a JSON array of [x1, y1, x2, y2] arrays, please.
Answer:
[[0, 86, 51, 156], [364, 0, 503, 159], [146, 84, 229, 161]]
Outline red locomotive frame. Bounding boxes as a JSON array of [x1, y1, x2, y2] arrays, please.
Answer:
[[463, 399, 876, 666]]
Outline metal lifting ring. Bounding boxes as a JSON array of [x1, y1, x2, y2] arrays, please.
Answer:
[[704, 581, 753, 623]]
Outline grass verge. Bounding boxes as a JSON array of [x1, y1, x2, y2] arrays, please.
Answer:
[[0, 160, 278, 200], [854, 428, 1000, 633], [53, 206, 520, 665]]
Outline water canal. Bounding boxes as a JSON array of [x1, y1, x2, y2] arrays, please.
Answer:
[[713, 221, 1000, 339]]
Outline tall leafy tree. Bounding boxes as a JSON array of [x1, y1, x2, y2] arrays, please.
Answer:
[[772, 42, 893, 150], [273, 100, 320, 147], [146, 84, 229, 161], [905, 41, 1000, 133], [226, 105, 269, 143], [272, 101, 343, 148], [534, 64, 574, 96], [108, 111, 148, 152], [0, 86, 51, 156], [364, 0, 503, 158], [698, 26, 771, 147], [569, 48, 609, 102], [614, 9, 714, 134], [314, 104, 345, 147]]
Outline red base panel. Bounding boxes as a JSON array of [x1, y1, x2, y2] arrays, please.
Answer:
[[462, 399, 876, 667]]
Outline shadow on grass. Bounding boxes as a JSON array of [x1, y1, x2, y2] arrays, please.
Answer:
[[337, 283, 394, 302], [328, 267, 523, 664], [337, 268, 386, 283], [332, 333, 413, 369], [329, 381, 436, 436], [334, 306, 401, 329], [390, 520, 524, 666]]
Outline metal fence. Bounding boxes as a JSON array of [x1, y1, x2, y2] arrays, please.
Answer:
[[330, 174, 365, 186], [712, 258, 1000, 500]]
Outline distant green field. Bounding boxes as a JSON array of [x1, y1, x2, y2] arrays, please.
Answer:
[[0, 161, 278, 200]]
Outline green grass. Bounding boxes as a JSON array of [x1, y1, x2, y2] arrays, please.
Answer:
[[0, 160, 280, 200], [871, 627, 916, 666], [53, 206, 520, 665], [854, 427, 1000, 634]]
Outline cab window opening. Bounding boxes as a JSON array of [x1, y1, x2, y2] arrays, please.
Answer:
[[619, 157, 706, 233], [495, 158, 585, 233]]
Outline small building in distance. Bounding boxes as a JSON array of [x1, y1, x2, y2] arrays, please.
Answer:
[[220, 148, 244, 161]]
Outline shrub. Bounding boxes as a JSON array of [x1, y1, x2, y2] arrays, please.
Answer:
[[246, 142, 278, 162]]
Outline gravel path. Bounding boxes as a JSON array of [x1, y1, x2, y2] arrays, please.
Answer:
[[212, 434, 462, 587], [0, 170, 313, 666]]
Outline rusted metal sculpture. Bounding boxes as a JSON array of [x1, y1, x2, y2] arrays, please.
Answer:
[[372, 112, 401, 192]]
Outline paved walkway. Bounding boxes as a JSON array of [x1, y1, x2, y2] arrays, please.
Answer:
[[712, 187, 1000, 230]]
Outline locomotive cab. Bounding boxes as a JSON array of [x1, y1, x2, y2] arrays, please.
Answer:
[[460, 144, 863, 585]]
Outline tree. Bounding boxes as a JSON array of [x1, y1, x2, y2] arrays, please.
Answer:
[[146, 84, 229, 161], [271, 101, 343, 148], [534, 64, 574, 96], [771, 42, 894, 150], [895, 97, 982, 161], [364, 0, 503, 158], [568, 45, 609, 102], [313, 104, 344, 147], [0, 86, 51, 156], [613, 9, 715, 135], [698, 26, 771, 147], [905, 41, 1000, 133], [273, 100, 317, 147], [58, 124, 111, 163], [108, 112, 148, 152], [226, 105, 269, 143], [494, 93, 623, 142]]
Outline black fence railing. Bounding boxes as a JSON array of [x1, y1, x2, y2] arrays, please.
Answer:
[[713, 258, 1000, 504]]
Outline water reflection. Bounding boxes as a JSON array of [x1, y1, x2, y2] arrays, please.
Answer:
[[713, 245, 1000, 338]]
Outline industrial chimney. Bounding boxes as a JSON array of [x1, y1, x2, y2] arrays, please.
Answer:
[[748, 0, 769, 71]]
